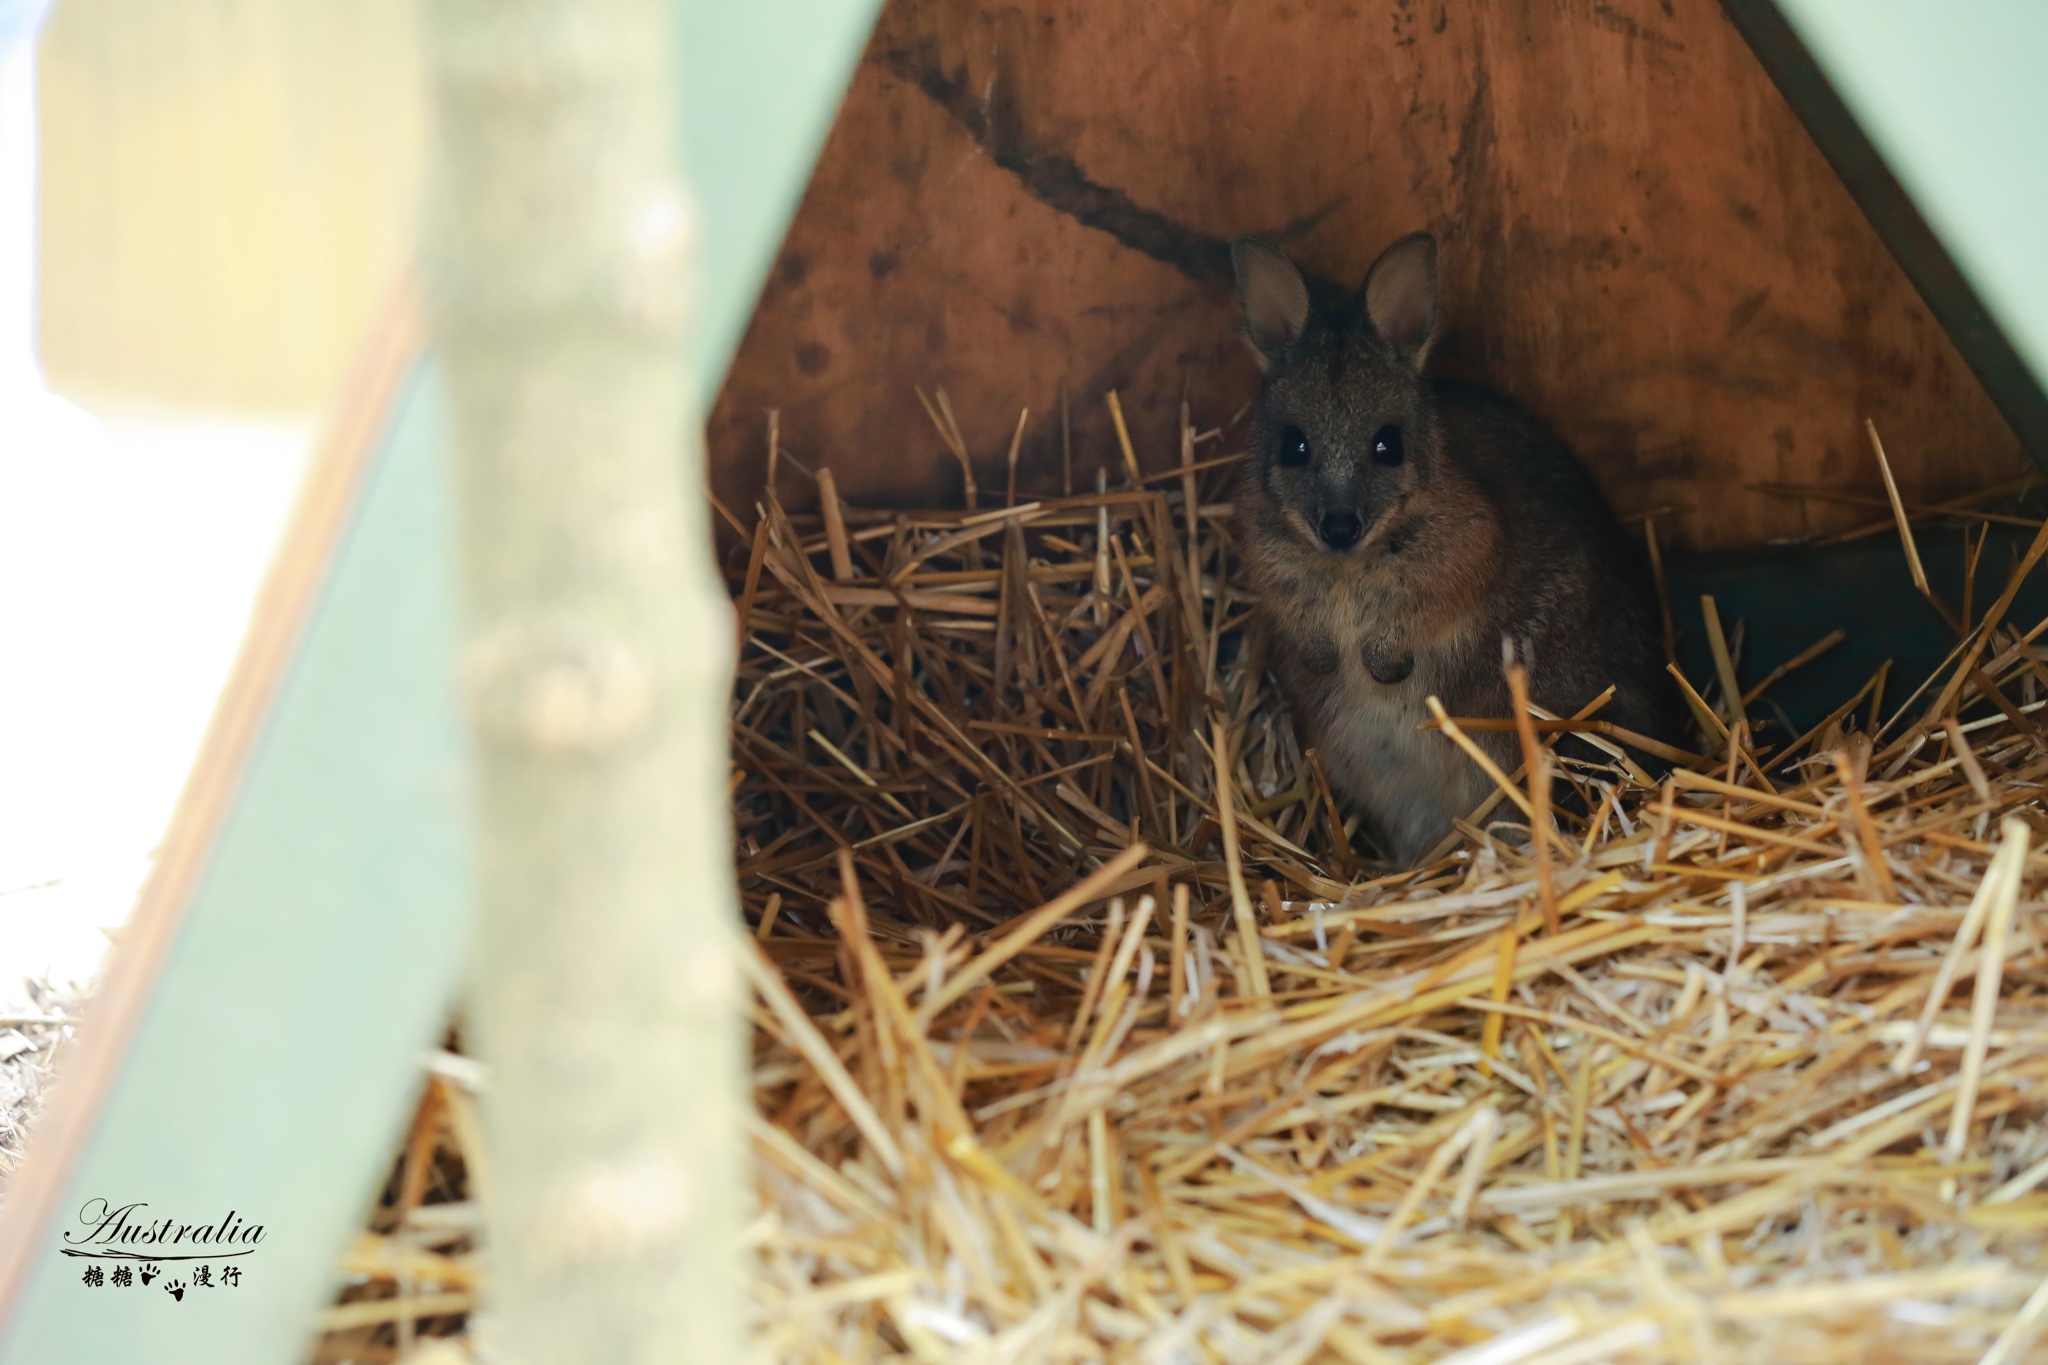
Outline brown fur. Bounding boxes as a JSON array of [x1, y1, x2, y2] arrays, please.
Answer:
[[1232, 234, 1681, 866]]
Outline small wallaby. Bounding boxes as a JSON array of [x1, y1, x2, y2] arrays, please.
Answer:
[[1230, 231, 1682, 867]]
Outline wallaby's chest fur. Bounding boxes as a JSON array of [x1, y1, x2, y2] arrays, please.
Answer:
[[1244, 453, 1507, 864], [1229, 230, 1679, 867], [1240, 383, 1676, 865]]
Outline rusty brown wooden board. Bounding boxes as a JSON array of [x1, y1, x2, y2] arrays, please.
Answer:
[[708, 0, 2023, 554], [1719, 0, 2048, 477]]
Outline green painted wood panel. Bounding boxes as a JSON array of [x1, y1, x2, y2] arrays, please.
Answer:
[[681, 0, 886, 399], [2, 3, 882, 1358], [0, 363, 472, 1364]]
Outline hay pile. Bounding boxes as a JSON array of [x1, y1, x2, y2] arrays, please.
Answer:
[[727, 407, 2048, 1364], [0, 982, 80, 1198], [309, 1048, 482, 1363], [309, 407, 2048, 1364]]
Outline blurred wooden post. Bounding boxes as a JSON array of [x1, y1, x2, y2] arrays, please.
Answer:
[[420, 1, 743, 1361]]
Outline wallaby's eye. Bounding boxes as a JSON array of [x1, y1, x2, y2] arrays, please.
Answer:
[[1278, 425, 1311, 468], [1372, 424, 1405, 466]]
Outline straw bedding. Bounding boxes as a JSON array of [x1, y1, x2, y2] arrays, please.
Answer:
[[724, 407, 2048, 1365], [316, 408, 2048, 1363], [0, 984, 79, 1195]]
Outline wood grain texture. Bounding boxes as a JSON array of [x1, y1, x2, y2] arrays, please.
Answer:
[[708, 0, 2022, 552]]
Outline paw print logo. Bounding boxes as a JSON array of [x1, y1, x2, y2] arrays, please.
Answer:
[[138, 1263, 161, 1286], [163, 1278, 186, 1302]]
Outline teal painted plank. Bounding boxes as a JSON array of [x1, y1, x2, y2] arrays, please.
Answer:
[[0, 6, 881, 1356], [679, 0, 884, 400], [1773, 3, 2048, 397], [0, 365, 473, 1365]]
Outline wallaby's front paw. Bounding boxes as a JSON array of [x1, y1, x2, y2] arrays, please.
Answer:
[[1362, 637, 1413, 685]]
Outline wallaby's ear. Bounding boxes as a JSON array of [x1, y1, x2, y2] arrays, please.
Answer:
[[1232, 238, 1310, 368], [1364, 232, 1439, 369]]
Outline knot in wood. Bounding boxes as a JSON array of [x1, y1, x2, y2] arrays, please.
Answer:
[[668, 929, 739, 1012], [465, 620, 655, 754], [613, 182, 696, 334], [530, 1148, 694, 1270]]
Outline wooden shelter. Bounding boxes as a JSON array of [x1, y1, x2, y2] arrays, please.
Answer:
[[710, 0, 2039, 553], [2, 1, 2047, 1361]]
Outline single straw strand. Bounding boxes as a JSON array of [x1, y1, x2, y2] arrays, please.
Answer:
[[1945, 816, 2028, 1161], [918, 843, 1151, 1025], [1212, 719, 1271, 998], [816, 465, 854, 581], [742, 939, 905, 1177], [1701, 594, 1743, 731], [1105, 389, 1143, 488], [1506, 656, 1560, 935]]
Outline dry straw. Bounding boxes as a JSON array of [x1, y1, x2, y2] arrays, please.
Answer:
[[726, 405, 2048, 1365], [316, 411, 2048, 1363]]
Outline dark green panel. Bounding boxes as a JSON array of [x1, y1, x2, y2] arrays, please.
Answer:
[[1670, 525, 2048, 745]]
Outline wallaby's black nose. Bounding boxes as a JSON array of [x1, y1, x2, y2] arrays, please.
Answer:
[[1319, 511, 1363, 551]]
